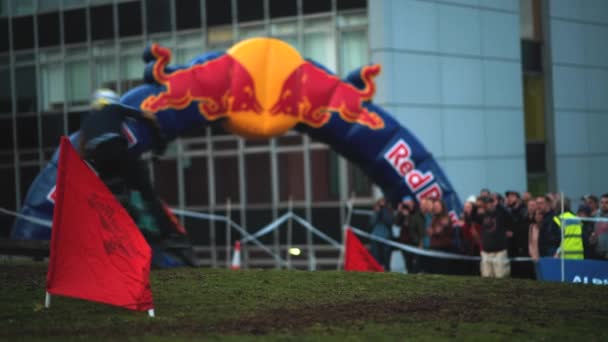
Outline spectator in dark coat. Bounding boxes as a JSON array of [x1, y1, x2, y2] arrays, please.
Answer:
[[478, 195, 512, 278], [395, 196, 425, 273], [576, 205, 595, 259], [537, 195, 561, 257], [506, 191, 529, 257], [369, 197, 393, 270]]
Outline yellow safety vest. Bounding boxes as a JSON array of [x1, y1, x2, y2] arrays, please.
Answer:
[[553, 212, 584, 259]]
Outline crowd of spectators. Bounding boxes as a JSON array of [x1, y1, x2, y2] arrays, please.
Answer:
[[369, 190, 608, 278]]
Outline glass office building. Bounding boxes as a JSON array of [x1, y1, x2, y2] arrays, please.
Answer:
[[1, 0, 608, 247]]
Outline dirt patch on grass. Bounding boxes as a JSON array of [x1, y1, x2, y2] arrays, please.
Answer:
[[212, 296, 488, 335]]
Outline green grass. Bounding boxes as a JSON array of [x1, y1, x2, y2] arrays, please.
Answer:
[[1, 261, 607, 341]]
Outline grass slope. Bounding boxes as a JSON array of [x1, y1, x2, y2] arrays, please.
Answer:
[[1, 262, 607, 341]]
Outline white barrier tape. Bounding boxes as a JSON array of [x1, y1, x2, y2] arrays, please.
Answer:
[[573, 216, 608, 222], [352, 209, 374, 216], [170, 208, 228, 222], [0, 207, 52, 228], [241, 213, 292, 243], [348, 226, 533, 262], [169, 208, 290, 268], [291, 214, 341, 248]]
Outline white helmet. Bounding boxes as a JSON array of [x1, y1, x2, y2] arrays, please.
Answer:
[[91, 88, 120, 109]]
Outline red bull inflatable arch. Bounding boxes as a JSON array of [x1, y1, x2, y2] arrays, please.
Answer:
[[11, 37, 462, 241]]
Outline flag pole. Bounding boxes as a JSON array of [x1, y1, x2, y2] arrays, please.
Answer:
[[44, 292, 51, 308]]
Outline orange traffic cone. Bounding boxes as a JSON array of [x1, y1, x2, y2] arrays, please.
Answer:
[[231, 241, 241, 270]]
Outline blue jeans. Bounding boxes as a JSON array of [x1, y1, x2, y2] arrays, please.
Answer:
[[371, 225, 391, 270]]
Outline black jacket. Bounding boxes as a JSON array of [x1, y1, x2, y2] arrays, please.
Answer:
[[479, 205, 512, 252], [538, 210, 561, 257]]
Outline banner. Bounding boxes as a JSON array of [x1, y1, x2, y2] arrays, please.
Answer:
[[536, 258, 608, 285], [47, 137, 154, 311]]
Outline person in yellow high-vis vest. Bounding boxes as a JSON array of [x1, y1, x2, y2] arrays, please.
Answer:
[[553, 198, 584, 260]]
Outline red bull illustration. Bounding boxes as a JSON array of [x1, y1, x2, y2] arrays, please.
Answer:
[[141, 44, 262, 119], [271, 61, 384, 130]]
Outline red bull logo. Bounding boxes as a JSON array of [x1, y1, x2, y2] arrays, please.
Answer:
[[141, 38, 385, 139], [141, 44, 262, 120], [270, 62, 384, 130]]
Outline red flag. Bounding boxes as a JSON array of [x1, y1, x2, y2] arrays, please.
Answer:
[[46, 136, 153, 311], [344, 228, 384, 272]]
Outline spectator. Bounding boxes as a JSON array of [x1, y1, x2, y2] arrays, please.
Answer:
[[537, 195, 561, 257], [430, 213, 452, 252], [522, 191, 532, 204], [419, 197, 434, 249], [582, 195, 599, 217], [589, 194, 608, 259], [369, 197, 393, 270], [528, 208, 542, 261], [576, 204, 595, 259], [526, 199, 537, 225], [478, 195, 511, 278], [552, 198, 584, 259], [461, 197, 482, 256], [395, 196, 425, 273], [480, 188, 491, 198], [505, 191, 528, 258]]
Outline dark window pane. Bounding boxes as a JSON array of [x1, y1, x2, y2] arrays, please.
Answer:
[[246, 209, 272, 243], [63, 9, 87, 44], [17, 116, 39, 149], [154, 159, 178, 205], [15, 66, 37, 113], [0, 168, 16, 233], [20, 166, 40, 207], [118, 1, 142, 37], [0, 18, 9, 52], [91, 5, 115, 41], [526, 142, 546, 173], [311, 149, 339, 201], [0, 117, 13, 150], [522, 40, 542, 73], [279, 152, 305, 201], [41, 114, 64, 147], [237, 0, 263, 22], [12, 16, 34, 50], [214, 156, 240, 203], [176, 0, 201, 30], [337, 0, 366, 10], [303, 0, 331, 15], [0, 69, 11, 113], [184, 156, 209, 206], [270, 0, 296, 18], [311, 207, 342, 241], [245, 153, 271, 204], [146, 0, 171, 33], [206, 0, 232, 27], [38, 12, 60, 47]]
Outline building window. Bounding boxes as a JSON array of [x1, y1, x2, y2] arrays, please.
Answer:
[[0, 68, 11, 114], [90, 5, 115, 41], [66, 60, 90, 106], [303, 0, 331, 15], [64, 9, 87, 44], [38, 12, 60, 47], [0, 116, 13, 150], [206, 0, 232, 27], [40, 63, 65, 111], [237, 0, 263, 23], [338, 0, 367, 11], [15, 66, 37, 113], [41, 114, 65, 148], [176, 0, 201, 30], [245, 153, 272, 204], [340, 29, 367, 76], [16, 115, 39, 149], [11, 0, 34, 16], [146, 0, 172, 34], [0, 18, 7, 52], [12, 16, 34, 50], [270, 0, 296, 19], [118, 1, 142, 37]]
